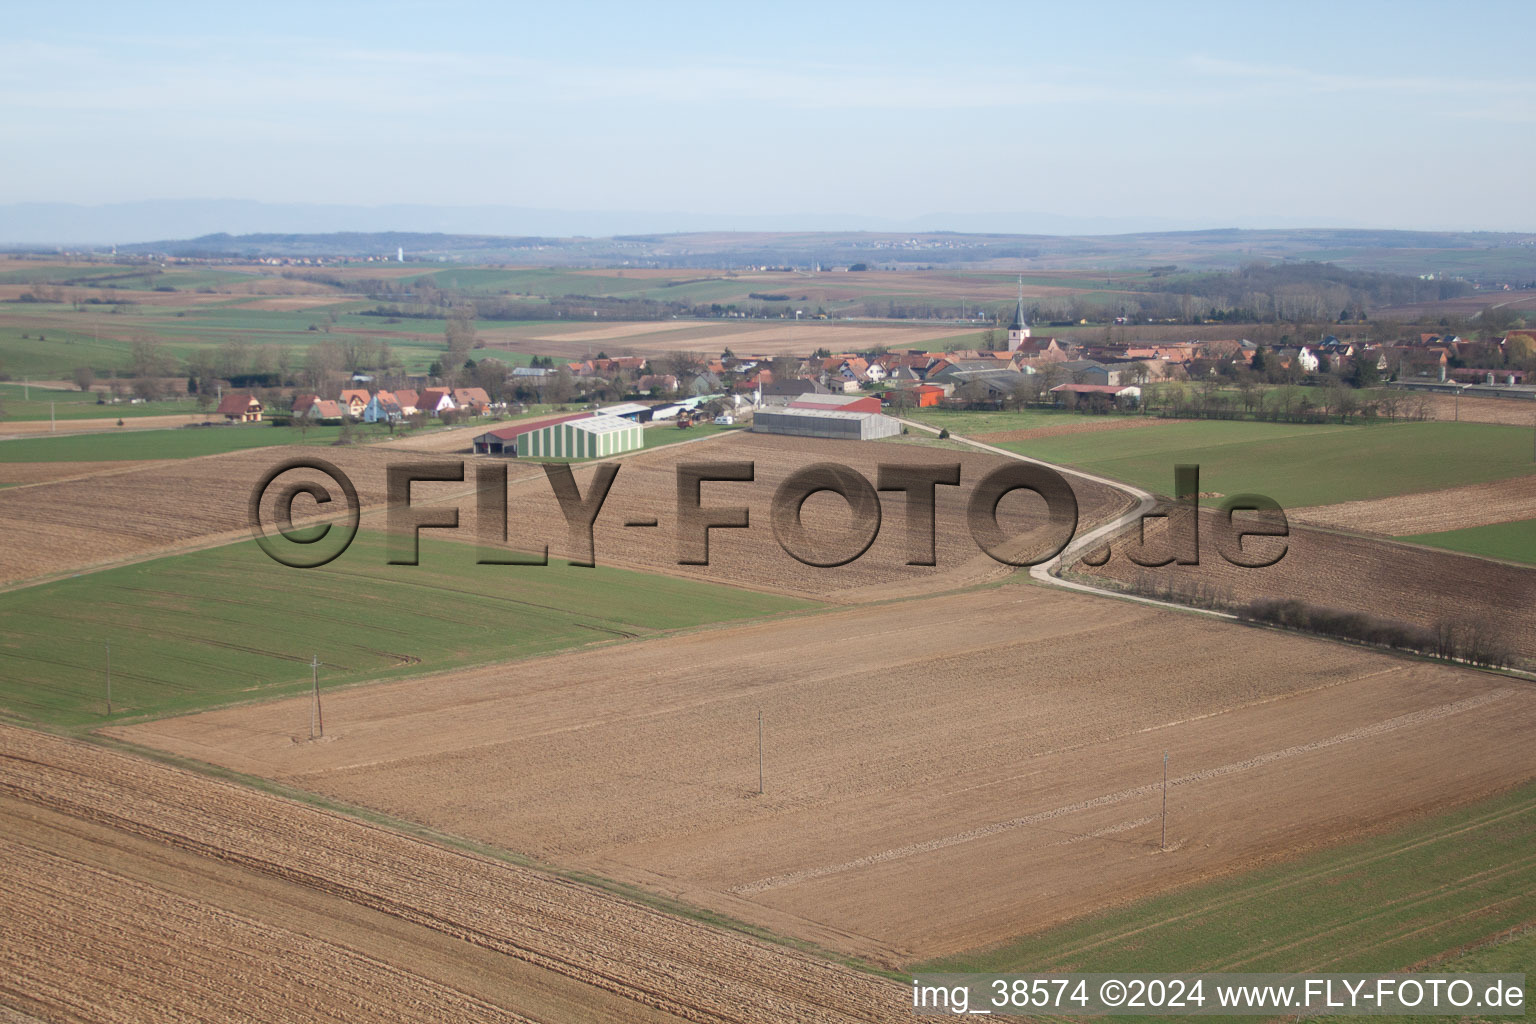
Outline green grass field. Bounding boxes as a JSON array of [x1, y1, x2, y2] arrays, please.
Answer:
[[0, 531, 816, 729], [911, 777, 1536, 979], [641, 420, 745, 449], [995, 420, 1536, 508], [904, 407, 1101, 436], [1399, 519, 1536, 566], [0, 424, 374, 461], [0, 383, 198, 421]]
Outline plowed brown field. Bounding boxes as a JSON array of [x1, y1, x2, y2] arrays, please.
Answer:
[[1395, 391, 1536, 427], [1070, 512, 1536, 663], [0, 445, 464, 585], [116, 585, 1536, 965], [1292, 475, 1536, 535], [0, 460, 171, 487], [0, 725, 908, 1023], [0, 432, 1131, 603]]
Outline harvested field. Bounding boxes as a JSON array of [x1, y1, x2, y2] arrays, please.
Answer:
[[0, 725, 906, 1023], [1069, 512, 1536, 664], [0, 413, 213, 437], [976, 417, 1185, 444], [527, 322, 712, 343], [1394, 390, 1536, 427], [0, 445, 468, 585], [116, 586, 1536, 965], [1292, 475, 1536, 535], [0, 459, 170, 487], [373, 423, 492, 452]]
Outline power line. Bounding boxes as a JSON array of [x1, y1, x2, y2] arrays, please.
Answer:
[[1161, 750, 1169, 852], [309, 654, 323, 740]]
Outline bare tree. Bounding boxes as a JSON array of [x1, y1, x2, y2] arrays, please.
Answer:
[[72, 366, 95, 392]]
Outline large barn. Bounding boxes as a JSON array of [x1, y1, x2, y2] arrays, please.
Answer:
[[517, 414, 643, 458], [472, 413, 588, 455], [751, 408, 902, 440]]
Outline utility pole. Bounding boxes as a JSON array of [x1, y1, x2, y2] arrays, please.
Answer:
[[757, 711, 763, 795], [1161, 751, 1169, 852], [105, 641, 111, 715], [51, 401, 55, 433], [309, 654, 323, 739]]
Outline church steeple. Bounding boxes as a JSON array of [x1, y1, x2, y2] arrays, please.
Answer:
[[1007, 276, 1031, 350]]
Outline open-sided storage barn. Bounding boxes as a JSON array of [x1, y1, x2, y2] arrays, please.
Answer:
[[751, 408, 902, 440]]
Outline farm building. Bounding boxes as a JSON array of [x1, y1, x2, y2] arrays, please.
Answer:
[[752, 408, 902, 440], [1049, 383, 1142, 408], [472, 413, 588, 455], [595, 402, 654, 422], [909, 384, 945, 407], [788, 393, 883, 414], [521, 414, 643, 458], [760, 379, 830, 406], [474, 413, 643, 458]]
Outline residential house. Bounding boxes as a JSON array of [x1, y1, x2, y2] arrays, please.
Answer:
[[451, 387, 492, 415], [217, 393, 263, 423], [338, 388, 370, 419], [637, 373, 678, 394], [292, 394, 344, 422], [363, 391, 404, 423], [393, 388, 420, 416], [418, 388, 457, 417]]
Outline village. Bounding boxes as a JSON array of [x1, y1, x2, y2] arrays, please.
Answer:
[[205, 299, 1536, 460]]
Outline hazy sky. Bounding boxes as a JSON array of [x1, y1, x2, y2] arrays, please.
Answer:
[[5, 0, 1534, 231]]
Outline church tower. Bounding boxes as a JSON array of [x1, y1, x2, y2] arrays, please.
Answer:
[[1007, 276, 1031, 351]]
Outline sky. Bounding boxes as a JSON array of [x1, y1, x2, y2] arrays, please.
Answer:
[[3, 0, 1534, 233]]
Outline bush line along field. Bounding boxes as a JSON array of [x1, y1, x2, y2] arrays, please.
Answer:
[[0, 530, 816, 728]]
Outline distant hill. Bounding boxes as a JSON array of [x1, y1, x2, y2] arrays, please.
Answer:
[[3, 201, 1533, 281], [101, 228, 1536, 283]]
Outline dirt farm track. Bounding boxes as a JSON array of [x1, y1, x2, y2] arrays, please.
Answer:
[[116, 584, 1536, 966], [0, 725, 909, 1024]]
